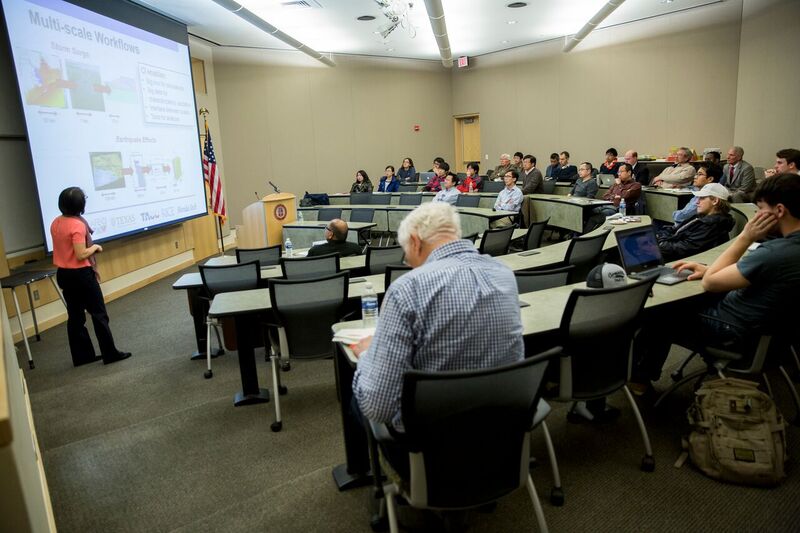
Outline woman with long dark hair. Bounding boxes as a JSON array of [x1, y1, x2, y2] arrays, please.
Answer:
[[350, 170, 373, 193], [51, 187, 131, 366]]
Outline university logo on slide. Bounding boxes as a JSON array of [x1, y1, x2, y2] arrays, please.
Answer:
[[274, 204, 287, 220]]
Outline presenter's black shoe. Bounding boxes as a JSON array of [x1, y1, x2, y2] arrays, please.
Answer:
[[74, 355, 103, 367], [103, 351, 132, 365]]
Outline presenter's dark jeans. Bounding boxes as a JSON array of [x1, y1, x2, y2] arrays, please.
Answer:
[[57, 266, 120, 366]]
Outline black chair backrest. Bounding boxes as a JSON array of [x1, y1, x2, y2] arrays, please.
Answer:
[[385, 264, 412, 288], [235, 245, 281, 266], [349, 208, 374, 223], [559, 277, 656, 399], [350, 192, 371, 205], [269, 272, 349, 359], [524, 218, 549, 251], [398, 184, 419, 193], [482, 181, 504, 193], [366, 245, 404, 275], [514, 266, 573, 294], [399, 194, 423, 205], [542, 181, 556, 194], [400, 348, 560, 509], [280, 253, 340, 279], [457, 172, 467, 180], [199, 260, 260, 297], [479, 225, 516, 257], [368, 194, 392, 205], [456, 195, 481, 208], [563, 229, 611, 282], [317, 207, 342, 221]]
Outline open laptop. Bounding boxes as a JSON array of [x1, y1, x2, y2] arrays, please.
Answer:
[[598, 174, 616, 186], [418, 171, 435, 183], [614, 225, 690, 285]]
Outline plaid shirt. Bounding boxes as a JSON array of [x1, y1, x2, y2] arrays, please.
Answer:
[[494, 186, 523, 212], [353, 239, 524, 429]]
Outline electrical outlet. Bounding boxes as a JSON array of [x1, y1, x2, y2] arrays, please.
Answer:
[[174, 241, 179, 249], [33, 289, 40, 301]]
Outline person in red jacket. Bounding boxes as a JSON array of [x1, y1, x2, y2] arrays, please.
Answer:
[[457, 161, 482, 193]]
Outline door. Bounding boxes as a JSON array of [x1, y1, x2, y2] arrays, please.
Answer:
[[453, 114, 480, 173]]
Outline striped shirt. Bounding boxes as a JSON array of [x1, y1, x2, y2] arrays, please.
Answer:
[[353, 239, 524, 429]]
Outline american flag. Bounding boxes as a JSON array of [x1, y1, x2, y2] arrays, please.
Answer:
[[203, 119, 226, 220]]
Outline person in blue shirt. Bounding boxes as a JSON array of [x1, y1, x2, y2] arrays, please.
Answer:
[[378, 165, 400, 192], [397, 157, 416, 183], [433, 173, 460, 205], [671, 162, 721, 226]]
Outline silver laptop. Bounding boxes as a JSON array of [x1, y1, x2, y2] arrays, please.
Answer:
[[419, 172, 435, 183], [598, 174, 615, 186], [614, 225, 690, 285]]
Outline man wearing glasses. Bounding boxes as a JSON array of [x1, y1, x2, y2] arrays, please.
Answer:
[[307, 218, 363, 257]]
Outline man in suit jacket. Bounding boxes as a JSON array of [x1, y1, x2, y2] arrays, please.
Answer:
[[307, 219, 363, 257], [519, 154, 543, 194], [624, 150, 650, 186], [721, 146, 755, 202]]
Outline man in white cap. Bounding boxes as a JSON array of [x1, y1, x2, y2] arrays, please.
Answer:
[[656, 183, 734, 261]]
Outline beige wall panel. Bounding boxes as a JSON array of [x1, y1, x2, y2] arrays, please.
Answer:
[[733, 0, 800, 168]]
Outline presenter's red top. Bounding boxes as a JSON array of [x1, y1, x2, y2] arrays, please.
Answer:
[[51, 216, 92, 269]]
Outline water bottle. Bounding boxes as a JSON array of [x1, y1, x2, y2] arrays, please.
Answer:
[[284, 237, 293, 257], [297, 210, 304, 222], [361, 282, 379, 327], [618, 197, 626, 217]]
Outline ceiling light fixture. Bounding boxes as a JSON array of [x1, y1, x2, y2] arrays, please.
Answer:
[[374, 0, 417, 40], [507, 2, 528, 8], [357, 15, 376, 21], [507, 20, 517, 24]]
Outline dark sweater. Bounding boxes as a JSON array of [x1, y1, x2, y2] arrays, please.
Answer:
[[307, 240, 363, 257]]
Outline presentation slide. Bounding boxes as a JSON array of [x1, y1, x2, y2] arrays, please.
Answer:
[[1, 0, 207, 251]]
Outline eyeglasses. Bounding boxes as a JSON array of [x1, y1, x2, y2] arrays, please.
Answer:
[[324, 226, 333, 232]]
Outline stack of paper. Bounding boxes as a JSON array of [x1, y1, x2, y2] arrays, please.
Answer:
[[332, 327, 375, 344]]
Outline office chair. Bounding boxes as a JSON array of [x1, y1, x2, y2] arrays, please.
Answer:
[[267, 271, 349, 431], [349, 208, 375, 247], [365, 245, 404, 275], [384, 264, 412, 289], [317, 207, 342, 221], [455, 194, 481, 208], [350, 192, 371, 205], [556, 277, 658, 471], [368, 194, 392, 205], [198, 260, 261, 379], [398, 184, 419, 193], [562, 228, 611, 283], [280, 252, 340, 279], [542, 181, 556, 195], [523, 218, 550, 250], [482, 181, 504, 193], [514, 266, 573, 294], [371, 347, 562, 533], [479, 225, 516, 257], [235, 245, 281, 267], [398, 194, 423, 205]]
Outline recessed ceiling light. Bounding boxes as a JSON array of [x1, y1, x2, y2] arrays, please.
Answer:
[[373, 31, 381, 34], [357, 15, 376, 21], [507, 20, 517, 25], [386, 48, 394, 52], [507, 2, 527, 8], [501, 40, 509, 44]]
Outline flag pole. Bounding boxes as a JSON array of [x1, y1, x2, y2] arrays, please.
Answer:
[[200, 107, 226, 257], [215, 215, 224, 256]]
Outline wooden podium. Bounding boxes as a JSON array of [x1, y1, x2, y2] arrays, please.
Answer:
[[238, 193, 296, 249]]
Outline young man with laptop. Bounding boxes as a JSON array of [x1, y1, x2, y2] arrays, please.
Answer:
[[630, 174, 800, 393]]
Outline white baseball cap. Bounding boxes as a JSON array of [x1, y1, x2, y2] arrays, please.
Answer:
[[693, 183, 730, 200]]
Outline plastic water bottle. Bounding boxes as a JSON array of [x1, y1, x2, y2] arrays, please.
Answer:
[[297, 210, 304, 222], [284, 237, 293, 257], [618, 197, 626, 217], [361, 282, 379, 327]]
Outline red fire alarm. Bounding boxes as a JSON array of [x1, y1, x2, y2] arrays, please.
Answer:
[[413, 124, 420, 132]]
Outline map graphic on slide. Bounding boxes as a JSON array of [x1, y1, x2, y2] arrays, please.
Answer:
[[65, 61, 106, 111], [90, 152, 125, 190], [130, 154, 183, 187], [17, 50, 69, 108]]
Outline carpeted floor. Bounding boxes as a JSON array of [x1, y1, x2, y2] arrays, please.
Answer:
[[17, 266, 800, 532]]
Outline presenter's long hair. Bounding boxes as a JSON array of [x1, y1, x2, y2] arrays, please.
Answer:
[[58, 187, 87, 216]]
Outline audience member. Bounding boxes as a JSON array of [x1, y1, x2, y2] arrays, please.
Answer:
[[703, 150, 722, 166], [492, 170, 523, 227], [520, 154, 544, 194], [397, 157, 416, 183], [377, 165, 400, 192], [352, 202, 523, 438], [427, 156, 445, 172], [307, 218, 363, 257], [545, 153, 559, 179], [656, 183, 734, 261], [764, 148, 800, 178], [569, 162, 599, 198], [631, 174, 800, 393], [457, 162, 482, 192], [625, 150, 650, 186], [512, 151, 524, 173], [599, 148, 621, 176], [551, 151, 579, 183], [721, 146, 755, 202], [350, 170, 373, 193], [584, 163, 641, 232], [423, 161, 448, 192], [491, 153, 514, 180], [651, 147, 696, 188], [433, 173, 460, 205], [671, 162, 722, 226]]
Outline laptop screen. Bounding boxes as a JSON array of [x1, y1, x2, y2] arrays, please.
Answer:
[[419, 172, 435, 183], [615, 226, 664, 273]]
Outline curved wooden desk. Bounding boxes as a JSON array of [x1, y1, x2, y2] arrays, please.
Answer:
[[525, 194, 613, 233]]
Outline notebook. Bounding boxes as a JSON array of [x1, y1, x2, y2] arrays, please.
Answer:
[[614, 225, 690, 285]]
